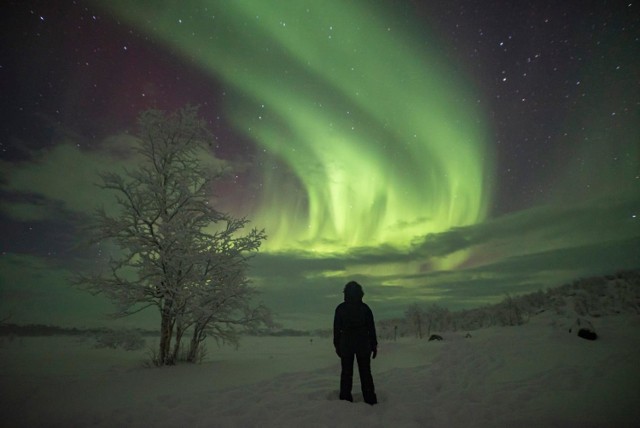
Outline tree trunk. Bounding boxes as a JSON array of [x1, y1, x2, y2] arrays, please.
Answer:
[[187, 323, 205, 363], [172, 319, 187, 363], [159, 300, 174, 366]]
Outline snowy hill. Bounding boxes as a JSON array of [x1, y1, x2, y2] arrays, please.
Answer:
[[381, 270, 640, 340]]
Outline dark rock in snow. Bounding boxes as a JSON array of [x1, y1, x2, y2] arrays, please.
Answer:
[[577, 328, 598, 340], [428, 334, 443, 341], [569, 318, 597, 341]]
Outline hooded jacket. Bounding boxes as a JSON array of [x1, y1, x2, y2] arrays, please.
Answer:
[[333, 284, 378, 354]]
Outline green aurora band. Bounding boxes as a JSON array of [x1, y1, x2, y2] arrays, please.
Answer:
[[100, 0, 494, 266]]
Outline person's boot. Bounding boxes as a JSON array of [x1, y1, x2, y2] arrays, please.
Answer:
[[363, 390, 377, 405], [339, 393, 353, 402]]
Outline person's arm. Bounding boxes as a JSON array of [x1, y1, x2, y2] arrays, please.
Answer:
[[366, 305, 378, 358], [333, 306, 342, 357]]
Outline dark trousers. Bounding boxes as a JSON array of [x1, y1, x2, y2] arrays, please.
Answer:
[[340, 350, 377, 404]]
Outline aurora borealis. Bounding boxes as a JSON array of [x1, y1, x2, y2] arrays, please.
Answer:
[[100, 0, 493, 257], [1, 0, 639, 328]]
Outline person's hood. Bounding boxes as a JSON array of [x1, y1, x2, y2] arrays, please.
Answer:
[[344, 281, 364, 302]]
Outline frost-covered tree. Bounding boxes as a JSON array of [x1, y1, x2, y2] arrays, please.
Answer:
[[77, 106, 267, 365], [420, 303, 444, 336], [405, 304, 425, 338], [172, 224, 271, 363], [496, 294, 524, 326]]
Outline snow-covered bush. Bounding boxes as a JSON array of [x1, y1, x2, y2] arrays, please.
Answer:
[[94, 329, 146, 351]]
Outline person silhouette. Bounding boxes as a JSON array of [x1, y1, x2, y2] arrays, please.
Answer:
[[333, 281, 378, 405]]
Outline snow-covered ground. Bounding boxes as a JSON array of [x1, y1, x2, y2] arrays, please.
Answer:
[[1, 312, 639, 427]]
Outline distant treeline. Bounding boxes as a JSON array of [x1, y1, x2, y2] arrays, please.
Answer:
[[0, 321, 331, 339], [380, 269, 640, 340], [248, 328, 332, 338], [0, 324, 158, 338]]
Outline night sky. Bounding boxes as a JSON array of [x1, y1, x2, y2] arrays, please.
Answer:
[[1, 0, 638, 329]]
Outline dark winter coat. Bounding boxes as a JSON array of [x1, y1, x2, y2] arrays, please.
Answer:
[[333, 299, 378, 356]]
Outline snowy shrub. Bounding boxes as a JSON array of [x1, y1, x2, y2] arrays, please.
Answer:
[[573, 291, 592, 316], [144, 342, 162, 367], [492, 294, 525, 326], [144, 339, 208, 366], [180, 340, 208, 364], [94, 329, 146, 351]]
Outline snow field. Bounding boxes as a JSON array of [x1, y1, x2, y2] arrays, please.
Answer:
[[1, 313, 639, 427]]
